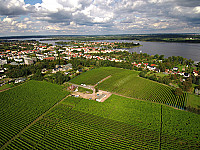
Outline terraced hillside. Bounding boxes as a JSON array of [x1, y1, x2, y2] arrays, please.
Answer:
[[71, 67, 187, 108], [5, 96, 200, 149], [0, 80, 69, 147]]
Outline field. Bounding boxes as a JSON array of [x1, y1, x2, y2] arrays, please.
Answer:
[[187, 94, 200, 109], [5, 96, 200, 149], [71, 67, 187, 108], [0, 80, 69, 147], [70, 67, 127, 85]]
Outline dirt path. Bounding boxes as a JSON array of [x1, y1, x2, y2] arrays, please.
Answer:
[[1, 95, 70, 150], [0, 88, 11, 92], [94, 75, 111, 87]]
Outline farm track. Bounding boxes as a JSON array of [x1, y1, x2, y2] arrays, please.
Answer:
[[1, 95, 70, 150], [94, 75, 112, 86], [0, 80, 29, 93], [0, 88, 11, 92]]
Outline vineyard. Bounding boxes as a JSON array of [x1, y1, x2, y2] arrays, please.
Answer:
[[71, 67, 186, 108], [70, 67, 128, 85], [97, 71, 187, 108], [5, 96, 200, 149], [0, 80, 69, 147]]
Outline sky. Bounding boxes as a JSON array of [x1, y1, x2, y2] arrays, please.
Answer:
[[0, 0, 200, 36]]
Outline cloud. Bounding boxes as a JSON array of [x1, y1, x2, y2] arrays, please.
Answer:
[[0, 0, 200, 35], [0, 0, 34, 16]]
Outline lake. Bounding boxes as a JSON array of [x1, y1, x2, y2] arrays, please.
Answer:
[[9, 38, 200, 62]]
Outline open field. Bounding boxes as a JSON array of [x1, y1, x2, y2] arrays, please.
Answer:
[[187, 94, 200, 109], [5, 96, 200, 149], [0, 84, 13, 91], [0, 80, 69, 147]]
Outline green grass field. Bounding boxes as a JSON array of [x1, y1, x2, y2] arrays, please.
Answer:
[[5, 96, 199, 149], [187, 94, 200, 109], [0, 83, 14, 91], [0, 80, 69, 147]]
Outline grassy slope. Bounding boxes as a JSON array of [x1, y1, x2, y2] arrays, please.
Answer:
[[0, 83, 13, 91], [187, 94, 200, 109], [0, 80, 69, 147]]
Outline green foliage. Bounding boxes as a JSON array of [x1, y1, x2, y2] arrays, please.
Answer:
[[174, 88, 183, 96], [0, 80, 69, 147], [31, 69, 43, 81], [139, 70, 147, 77], [181, 80, 192, 92], [149, 74, 157, 81], [45, 72, 70, 85], [186, 94, 200, 114]]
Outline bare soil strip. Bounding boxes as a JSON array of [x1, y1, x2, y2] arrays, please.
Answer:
[[94, 75, 111, 87], [1, 95, 69, 150], [0, 88, 11, 92]]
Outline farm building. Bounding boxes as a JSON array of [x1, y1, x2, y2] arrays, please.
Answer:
[[96, 94, 106, 102]]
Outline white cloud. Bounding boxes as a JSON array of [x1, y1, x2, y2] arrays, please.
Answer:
[[0, 0, 200, 35], [194, 6, 200, 14], [3, 17, 13, 23]]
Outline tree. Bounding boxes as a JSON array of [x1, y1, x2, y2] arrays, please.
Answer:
[[159, 55, 164, 60], [139, 71, 147, 77], [182, 81, 192, 92], [159, 63, 166, 72], [95, 87, 99, 93], [32, 69, 43, 81], [149, 74, 157, 81], [196, 78, 200, 85], [174, 88, 183, 96]]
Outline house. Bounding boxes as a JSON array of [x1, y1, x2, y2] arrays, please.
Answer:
[[76, 69, 83, 74], [195, 88, 200, 95], [193, 70, 199, 76], [155, 68, 160, 72], [52, 68, 59, 73], [0, 59, 7, 65], [10, 62, 19, 65], [41, 68, 48, 74], [43, 57, 55, 60], [173, 67, 178, 71], [24, 58, 34, 65], [15, 77, 26, 84], [147, 66, 156, 71], [150, 64, 157, 67], [184, 73, 190, 78]]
